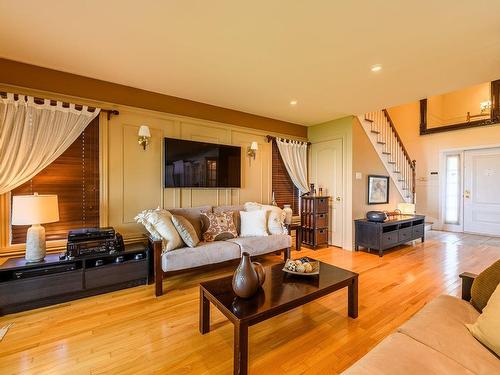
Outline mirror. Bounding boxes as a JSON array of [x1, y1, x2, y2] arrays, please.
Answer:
[[420, 79, 500, 135]]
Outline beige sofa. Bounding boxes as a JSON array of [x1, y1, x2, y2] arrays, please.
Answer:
[[148, 205, 292, 296], [342, 273, 500, 375]]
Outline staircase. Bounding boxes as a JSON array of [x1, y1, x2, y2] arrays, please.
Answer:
[[357, 110, 416, 203]]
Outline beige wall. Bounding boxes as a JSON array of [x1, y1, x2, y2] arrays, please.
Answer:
[[388, 101, 500, 222], [108, 106, 298, 239], [352, 119, 404, 220]]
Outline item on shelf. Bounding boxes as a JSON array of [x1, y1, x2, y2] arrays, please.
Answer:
[[283, 257, 320, 275], [366, 211, 388, 222], [318, 187, 323, 196], [252, 261, 266, 286], [283, 204, 293, 224], [66, 227, 124, 258], [115, 256, 124, 263], [134, 253, 144, 260], [310, 183, 316, 196], [232, 252, 260, 298], [95, 259, 104, 267], [271, 192, 277, 206]]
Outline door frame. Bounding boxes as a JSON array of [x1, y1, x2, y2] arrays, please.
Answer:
[[438, 143, 500, 233], [309, 136, 352, 249]]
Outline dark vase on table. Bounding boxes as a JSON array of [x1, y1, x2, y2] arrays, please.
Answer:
[[232, 252, 264, 298]]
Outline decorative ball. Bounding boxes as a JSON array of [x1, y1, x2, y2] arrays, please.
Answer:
[[296, 264, 306, 273], [303, 262, 313, 273], [295, 259, 303, 265]]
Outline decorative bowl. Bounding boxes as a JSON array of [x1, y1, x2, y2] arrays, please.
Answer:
[[282, 257, 320, 276]]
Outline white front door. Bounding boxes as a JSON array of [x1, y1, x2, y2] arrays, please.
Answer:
[[464, 147, 500, 236], [310, 138, 343, 247]]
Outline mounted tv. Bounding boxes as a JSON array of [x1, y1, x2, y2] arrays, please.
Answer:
[[164, 138, 241, 188]]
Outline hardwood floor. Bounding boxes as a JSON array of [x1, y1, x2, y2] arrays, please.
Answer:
[[0, 231, 498, 375]]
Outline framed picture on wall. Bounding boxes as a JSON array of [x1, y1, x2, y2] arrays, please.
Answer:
[[367, 175, 389, 204]]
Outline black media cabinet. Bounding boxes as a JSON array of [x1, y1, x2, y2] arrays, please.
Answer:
[[0, 243, 149, 316], [354, 215, 425, 257]]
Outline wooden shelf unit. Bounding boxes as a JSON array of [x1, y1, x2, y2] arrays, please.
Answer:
[[0, 243, 150, 316], [301, 196, 330, 249]]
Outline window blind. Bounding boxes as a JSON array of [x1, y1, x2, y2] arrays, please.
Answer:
[[10, 117, 100, 244], [272, 140, 299, 215]]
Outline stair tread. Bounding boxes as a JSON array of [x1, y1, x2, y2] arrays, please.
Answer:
[[371, 130, 380, 134], [382, 151, 391, 155], [377, 141, 386, 145], [365, 118, 374, 122], [388, 161, 396, 164]]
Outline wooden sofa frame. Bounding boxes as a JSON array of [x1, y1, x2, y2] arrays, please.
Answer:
[[459, 272, 478, 301], [149, 238, 291, 296]]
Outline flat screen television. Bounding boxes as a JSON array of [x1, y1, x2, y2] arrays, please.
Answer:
[[164, 138, 241, 188]]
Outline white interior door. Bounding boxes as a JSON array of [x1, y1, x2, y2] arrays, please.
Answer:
[[464, 147, 500, 236], [310, 138, 343, 247]]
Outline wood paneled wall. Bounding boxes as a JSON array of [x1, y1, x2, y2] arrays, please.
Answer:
[[107, 107, 303, 240]]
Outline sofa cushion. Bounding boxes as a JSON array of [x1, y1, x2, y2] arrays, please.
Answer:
[[471, 259, 500, 312], [244, 202, 287, 235], [171, 215, 200, 248], [240, 210, 268, 237], [135, 208, 184, 251], [162, 241, 241, 272], [228, 234, 291, 257], [213, 205, 244, 234], [200, 211, 238, 242], [397, 295, 500, 374], [467, 283, 500, 357], [342, 332, 475, 375], [168, 205, 212, 238]]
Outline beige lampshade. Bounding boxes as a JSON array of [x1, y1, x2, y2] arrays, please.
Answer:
[[250, 141, 258, 151], [11, 194, 59, 225], [138, 125, 151, 137], [397, 202, 416, 215]]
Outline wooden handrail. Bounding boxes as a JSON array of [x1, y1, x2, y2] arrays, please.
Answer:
[[382, 109, 416, 202]]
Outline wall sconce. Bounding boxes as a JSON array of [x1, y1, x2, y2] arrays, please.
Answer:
[[247, 141, 258, 160], [138, 125, 151, 150]]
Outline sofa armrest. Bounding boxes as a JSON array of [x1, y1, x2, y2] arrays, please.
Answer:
[[459, 272, 478, 301], [148, 237, 164, 296]]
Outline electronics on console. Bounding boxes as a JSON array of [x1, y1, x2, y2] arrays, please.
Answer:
[[65, 227, 124, 259]]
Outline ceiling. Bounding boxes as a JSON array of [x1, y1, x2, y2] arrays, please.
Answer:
[[0, 1, 499, 126]]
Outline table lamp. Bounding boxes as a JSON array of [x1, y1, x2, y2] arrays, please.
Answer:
[[11, 193, 59, 262]]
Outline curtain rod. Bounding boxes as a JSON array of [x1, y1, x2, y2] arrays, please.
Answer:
[[266, 135, 311, 146], [0, 91, 119, 119]]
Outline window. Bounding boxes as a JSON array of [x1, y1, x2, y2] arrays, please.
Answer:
[[272, 141, 299, 215], [10, 117, 100, 244], [444, 154, 461, 225]]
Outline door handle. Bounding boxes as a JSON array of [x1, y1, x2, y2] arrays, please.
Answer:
[[336, 196, 341, 202], [464, 190, 470, 199]]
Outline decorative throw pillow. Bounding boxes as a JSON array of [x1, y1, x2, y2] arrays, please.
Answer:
[[244, 202, 287, 235], [135, 208, 184, 252], [239, 210, 268, 237], [200, 212, 238, 242], [470, 259, 500, 312], [172, 214, 200, 247], [466, 283, 500, 356]]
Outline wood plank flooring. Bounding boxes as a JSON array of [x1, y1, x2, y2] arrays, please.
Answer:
[[0, 231, 499, 375]]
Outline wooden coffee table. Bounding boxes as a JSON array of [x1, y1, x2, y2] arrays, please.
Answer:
[[199, 260, 358, 375]]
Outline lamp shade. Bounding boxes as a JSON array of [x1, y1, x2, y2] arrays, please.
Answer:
[[138, 125, 151, 137], [250, 141, 258, 151], [397, 202, 416, 215], [12, 194, 59, 225]]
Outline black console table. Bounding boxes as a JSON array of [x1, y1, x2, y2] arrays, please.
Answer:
[[354, 215, 425, 257], [0, 243, 149, 316]]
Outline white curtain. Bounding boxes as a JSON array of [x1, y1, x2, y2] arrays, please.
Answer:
[[276, 138, 309, 193], [0, 93, 100, 194]]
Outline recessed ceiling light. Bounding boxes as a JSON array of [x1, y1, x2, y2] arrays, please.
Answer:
[[290, 100, 298, 106], [371, 64, 382, 72]]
